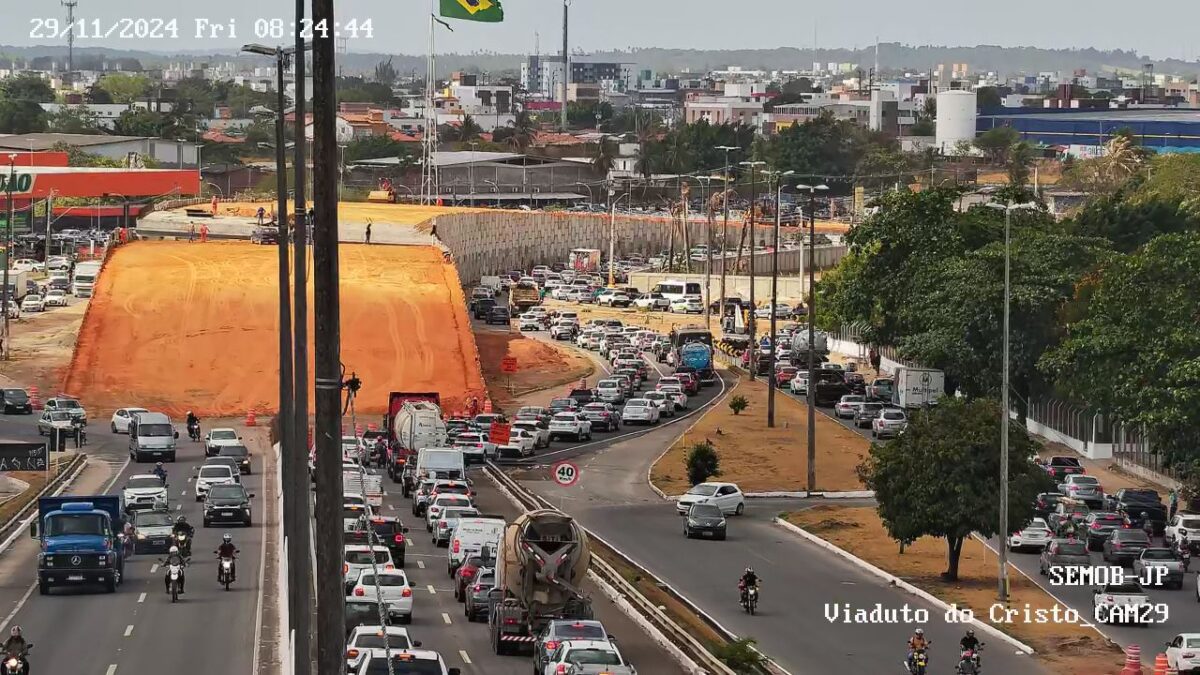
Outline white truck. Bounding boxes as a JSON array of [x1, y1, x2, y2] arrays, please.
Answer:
[[4, 270, 29, 302], [413, 448, 466, 485], [72, 261, 103, 297], [343, 469, 385, 509], [393, 400, 449, 491], [892, 367, 945, 409]]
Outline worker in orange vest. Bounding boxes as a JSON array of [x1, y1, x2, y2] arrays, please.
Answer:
[[199, 223, 209, 243], [211, 195, 219, 214]]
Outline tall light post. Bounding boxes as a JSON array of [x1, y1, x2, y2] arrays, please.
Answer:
[[608, 189, 632, 287], [767, 170, 794, 427], [573, 181, 594, 204], [986, 200, 1037, 603], [739, 160, 765, 379], [2, 154, 16, 360], [696, 175, 713, 329], [468, 141, 479, 206], [797, 183, 828, 491], [715, 146, 736, 319]]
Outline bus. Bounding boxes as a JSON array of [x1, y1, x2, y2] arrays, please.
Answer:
[[669, 325, 716, 385]]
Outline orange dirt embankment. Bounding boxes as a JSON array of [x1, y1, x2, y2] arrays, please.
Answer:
[[64, 241, 486, 417], [474, 331, 594, 411]]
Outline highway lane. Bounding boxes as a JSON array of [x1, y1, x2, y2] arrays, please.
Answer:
[[0, 413, 266, 675], [370, 462, 686, 674]]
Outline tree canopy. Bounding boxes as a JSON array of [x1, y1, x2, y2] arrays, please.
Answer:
[[1, 74, 55, 103], [856, 397, 1052, 580], [99, 73, 150, 105]]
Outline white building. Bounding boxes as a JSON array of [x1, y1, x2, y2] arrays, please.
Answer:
[[40, 102, 175, 131], [520, 56, 636, 102]]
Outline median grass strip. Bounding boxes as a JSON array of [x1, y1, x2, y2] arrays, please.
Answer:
[[784, 505, 1126, 674], [650, 378, 869, 495]]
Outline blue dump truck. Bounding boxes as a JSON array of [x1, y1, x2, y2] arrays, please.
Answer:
[[671, 326, 716, 385], [30, 496, 126, 594]]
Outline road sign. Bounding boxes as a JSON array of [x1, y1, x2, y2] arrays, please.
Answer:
[[501, 357, 519, 373], [552, 461, 579, 487], [0, 442, 48, 472], [489, 421, 511, 446]]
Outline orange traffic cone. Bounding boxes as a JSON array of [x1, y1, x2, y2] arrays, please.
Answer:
[[1122, 645, 1143, 675], [246, 410, 257, 427], [1153, 653, 1169, 675], [28, 386, 40, 410]]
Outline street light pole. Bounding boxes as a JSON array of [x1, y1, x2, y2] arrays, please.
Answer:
[[798, 183, 828, 491], [715, 146, 735, 322], [609, 191, 630, 288], [767, 170, 793, 427], [739, 160, 765, 379], [2, 155, 14, 360]]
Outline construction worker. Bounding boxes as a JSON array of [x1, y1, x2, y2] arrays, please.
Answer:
[[189, 223, 196, 242], [257, 206, 266, 226], [211, 195, 219, 214], [365, 219, 373, 244], [199, 223, 209, 243]]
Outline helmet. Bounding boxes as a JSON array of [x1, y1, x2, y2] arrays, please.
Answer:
[[177, 515, 187, 523], [9, 627, 19, 637], [222, 533, 232, 543], [156, 462, 163, 468], [169, 546, 179, 554], [966, 629, 974, 637], [915, 628, 925, 636], [745, 567, 753, 574]]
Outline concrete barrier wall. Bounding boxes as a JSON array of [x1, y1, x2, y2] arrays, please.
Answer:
[[430, 210, 847, 285]]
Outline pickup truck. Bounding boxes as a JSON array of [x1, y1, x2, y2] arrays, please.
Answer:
[[1092, 579, 1153, 624], [1132, 548, 1186, 589], [31, 496, 127, 594], [1043, 456, 1085, 481]]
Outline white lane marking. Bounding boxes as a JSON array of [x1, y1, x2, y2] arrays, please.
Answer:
[[137, 592, 147, 603], [458, 650, 472, 665], [175, 503, 182, 511], [105, 665, 117, 675], [0, 583, 37, 636], [416, 560, 425, 569], [181, 490, 187, 496], [150, 564, 159, 574], [441, 612, 451, 625], [124, 624, 134, 637], [426, 584, 436, 595]]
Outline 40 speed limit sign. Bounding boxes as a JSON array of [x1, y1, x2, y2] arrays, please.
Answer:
[[552, 461, 580, 487]]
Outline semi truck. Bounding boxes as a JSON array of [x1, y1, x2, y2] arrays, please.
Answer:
[[72, 261, 103, 297], [892, 367, 945, 409], [393, 401, 449, 493], [383, 392, 443, 491], [489, 509, 592, 655], [30, 496, 127, 594]]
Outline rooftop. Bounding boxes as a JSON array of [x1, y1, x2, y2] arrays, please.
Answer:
[[0, 133, 153, 150], [979, 109, 1200, 123]]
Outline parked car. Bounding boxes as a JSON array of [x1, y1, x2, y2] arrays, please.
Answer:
[[250, 226, 279, 244], [1, 388, 32, 414], [871, 408, 907, 439], [598, 292, 632, 308], [634, 293, 670, 311]]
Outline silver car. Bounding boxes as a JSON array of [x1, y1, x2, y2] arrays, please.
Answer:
[[871, 408, 907, 439], [431, 506, 480, 546], [834, 395, 867, 419]]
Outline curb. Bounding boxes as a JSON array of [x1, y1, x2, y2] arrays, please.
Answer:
[[772, 517, 1037, 656], [0, 452, 87, 555], [661, 490, 877, 501]]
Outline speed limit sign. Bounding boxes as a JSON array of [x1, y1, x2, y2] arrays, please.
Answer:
[[552, 461, 580, 487]]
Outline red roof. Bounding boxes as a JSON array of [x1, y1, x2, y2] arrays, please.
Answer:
[[202, 130, 245, 144], [388, 131, 424, 143]]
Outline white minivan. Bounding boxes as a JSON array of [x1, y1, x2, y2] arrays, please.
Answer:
[[447, 516, 506, 575], [651, 279, 704, 302], [128, 412, 179, 463]]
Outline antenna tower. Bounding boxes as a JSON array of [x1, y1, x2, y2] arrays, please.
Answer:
[[62, 1, 78, 74]]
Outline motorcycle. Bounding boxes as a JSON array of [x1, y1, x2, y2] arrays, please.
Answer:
[[173, 532, 192, 557], [217, 553, 238, 590], [118, 531, 134, 559], [166, 561, 186, 602], [740, 585, 758, 615], [3, 643, 31, 675], [188, 422, 201, 442], [957, 645, 982, 674], [906, 648, 929, 675]]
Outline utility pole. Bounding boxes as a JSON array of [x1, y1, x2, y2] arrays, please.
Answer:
[[767, 171, 793, 427], [680, 181, 691, 274], [291, 0, 313, 665], [560, 0, 570, 131], [2, 156, 14, 360], [799, 184, 828, 492], [312, 0, 346, 671], [715, 146, 736, 324], [740, 160, 764, 378]]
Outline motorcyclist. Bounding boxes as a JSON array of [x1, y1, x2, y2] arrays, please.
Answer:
[[959, 629, 981, 666], [738, 567, 759, 605], [163, 545, 187, 594], [1140, 511, 1154, 539], [186, 411, 200, 439], [906, 628, 930, 670], [152, 462, 168, 483], [172, 515, 194, 554], [215, 533, 238, 582], [1179, 533, 1192, 570], [3, 626, 27, 674]]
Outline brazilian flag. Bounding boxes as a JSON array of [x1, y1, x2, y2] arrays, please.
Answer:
[[440, 0, 504, 22]]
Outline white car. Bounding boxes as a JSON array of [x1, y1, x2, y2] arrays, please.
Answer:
[[549, 319, 577, 340], [872, 408, 908, 439], [425, 494, 475, 532], [452, 432, 495, 463], [541, 639, 635, 675], [754, 303, 791, 319], [518, 313, 545, 331], [669, 296, 704, 314], [642, 391, 675, 418], [343, 544, 395, 581], [345, 626, 419, 671], [355, 651, 453, 675], [1165, 513, 1200, 548], [20, 295, 44, 313], [10, 258, 44, 273], [122, 474, 168, 510], [834, 395, 867, 419], [45, 256, 71, 272], [347, 569, 414, 623], [657, 384, 688, 410], [676, 482, 745, 516], [205, 427, 243, 456], [43, 289, 68, 307], [789, 375, 809, 395], [1166, 634, 1200, 674], [110, 407, 149, 434], [511, 420, 551, 449], [621, 399, 660, 425], [1008, 517, 1053, 551], [431, 506, 480, 546], [595, 380, 624, 405], [4, 301, 19, 319], [548, 412, 593, 442], [194, 464, 238, 501], [634, 293, 671, 311], [598, 292, 632, 307], [499, 427, 537, 457]]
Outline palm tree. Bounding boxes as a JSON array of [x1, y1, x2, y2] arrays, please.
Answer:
[[592, 140, 617, 175], [508, 110, 537, 152], [457, 114, 483, 142]]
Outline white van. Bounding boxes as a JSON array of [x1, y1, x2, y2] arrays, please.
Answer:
[[652, 279, 703, 302], [446, 515, 506, 574], [414, 448, 466, 482], [128, 412, 178, 463]]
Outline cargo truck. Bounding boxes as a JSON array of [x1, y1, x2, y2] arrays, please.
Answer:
[[670, 325, 715, 385], [509, 281, 541, 313], [30, 496, 127, 594], [72, 261, 103, 297], [392, 400, 448, 491], [3, 270, 29, 302], [892, 367, 945, 409], [489, 509, 592, 655]]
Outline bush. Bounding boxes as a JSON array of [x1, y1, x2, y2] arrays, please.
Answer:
[[729, 394, 749, 415], [685, 441, 721, 486], [711, 637, 768, 673]]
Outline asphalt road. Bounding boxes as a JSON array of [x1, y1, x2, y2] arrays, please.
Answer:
[[505, 330, 1045, 674], [0, 412, 266, 675]]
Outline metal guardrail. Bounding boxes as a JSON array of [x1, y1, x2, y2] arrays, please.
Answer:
[[0, 452, 86, 544], [484, 463, 782, 675]]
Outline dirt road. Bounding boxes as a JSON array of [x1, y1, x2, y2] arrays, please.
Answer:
[[64, 241, 486, 417]]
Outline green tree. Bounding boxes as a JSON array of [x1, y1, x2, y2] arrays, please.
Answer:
[[856, 398, 1051, 580], [506, 109, 537, 151], [685, 441, 721, 485], [1005, 140, 1035, 190], [973, 126, 1020, 164], [976, 86, 1003, 109], [1040, 232, 1200, 464], [99, 73, 150, 105], [173, 77, 217, 116], [84, 84, 112, 104], [441, 113, 482, 143], [344, 135, 416, 164], [1136, 153, 1200, 203], [1, 74, 55, 103], [0, 99, 47, 134], [592, 139, 617, 174], [336, 76, 394, 105], [113, 109, 165, 137], [46, 105, 102, 134], [855, 145, 912, 190], [909, 118, 935, 136], [1066, 192, 1200, 254]]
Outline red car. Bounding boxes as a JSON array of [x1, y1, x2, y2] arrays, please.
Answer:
[[673, 371, 700, 395], [775, 366, 799, 387], [453, 550, 496, 601]]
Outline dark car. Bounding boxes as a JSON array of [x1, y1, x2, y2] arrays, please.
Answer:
[[47, 277, 71, 292], [812, 369, 852, 406], [1117, 502, 1168, 536], [202, 483, 254, 527], [218, 444, 253, 474], [548, 397, 578, 415], [845, 372, 867, 395], [1034, 492, 1064, 520], [1105, 488, 1162, 511], [567, 388, 596, 406], [1038, 538, 1092, 576], [1043, 456, 1085, 481], [1084, 512, 1127, 551], [684, 503, 727, 540], [485, 306, 511, 325], [1102, 528, 1151, 566], [472, 297, 496, 319], [130, 508, 176, 553], [580, 402, 620, 431], [454, 550, 497, 601], [463, 568, 495, 622], [1, 388, 32, 414], [250, 226, 279, 244], [343, 516, 409, 566], [345, 598, 392, 637]]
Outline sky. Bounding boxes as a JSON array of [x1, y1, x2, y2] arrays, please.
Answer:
[[6, 0, 1200, 61]]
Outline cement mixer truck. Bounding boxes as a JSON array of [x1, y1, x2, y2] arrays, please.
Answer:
[[384, 392, 446, 493], [489, 509, 593, 655]]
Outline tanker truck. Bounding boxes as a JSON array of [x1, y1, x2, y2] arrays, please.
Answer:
[[489, 509, 593, 655], [392, 400, 449, 495]]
